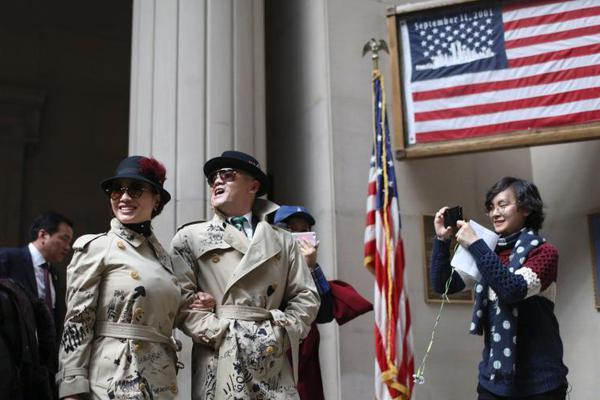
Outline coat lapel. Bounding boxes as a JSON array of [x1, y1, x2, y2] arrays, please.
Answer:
[[20, 247, 39, 297], [223, 221, 281, 297]]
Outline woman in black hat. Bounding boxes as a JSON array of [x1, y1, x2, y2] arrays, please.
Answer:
[[56, 156, 223, 400]]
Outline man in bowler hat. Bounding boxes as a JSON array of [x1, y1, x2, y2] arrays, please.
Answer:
[[171, 150, 319, 400]]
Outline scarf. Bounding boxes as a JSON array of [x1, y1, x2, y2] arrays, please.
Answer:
[[469, 228, 544, 380]]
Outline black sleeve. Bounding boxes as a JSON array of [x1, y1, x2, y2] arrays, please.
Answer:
[[430, 238, 465, 294]]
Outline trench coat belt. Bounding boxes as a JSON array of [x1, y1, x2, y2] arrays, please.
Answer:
[[216, 305, 301, 384], [95, 321, 180, 352]]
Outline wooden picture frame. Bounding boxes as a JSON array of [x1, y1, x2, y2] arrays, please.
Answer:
[[588, 212, 600, 310], [386, 0, 600, 160], [422, 214, 474, 303]]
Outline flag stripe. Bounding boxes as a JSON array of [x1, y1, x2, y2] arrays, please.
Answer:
[[415, 86, 600, 121], [413, 63, 600, 103], [509, 42, 600, 68], [506, 24, 600, 50], [415, 73, 600, 116], [504, 0, 598, 16], [414, 97, 600, 132], [504, 5, 600, 32], [416, 109, 600, 143]]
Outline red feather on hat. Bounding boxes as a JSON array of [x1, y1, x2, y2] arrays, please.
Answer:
[[139, 157, 167, 185]]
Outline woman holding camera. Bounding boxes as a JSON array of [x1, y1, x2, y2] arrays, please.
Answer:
[[431, 177, 568, 399], [56, 156, 226, 400]]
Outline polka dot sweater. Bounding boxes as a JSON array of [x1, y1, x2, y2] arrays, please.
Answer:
[[430, 238, 569, 397]]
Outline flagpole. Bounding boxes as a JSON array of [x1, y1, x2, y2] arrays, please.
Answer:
[[363, 38, 414, 400]]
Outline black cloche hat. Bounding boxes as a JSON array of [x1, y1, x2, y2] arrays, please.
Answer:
[[101, 155, 172, 205], [203, 150, 269, 196]]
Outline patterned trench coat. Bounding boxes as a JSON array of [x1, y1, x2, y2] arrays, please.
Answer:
[[171, 199, 320, 400], [56, 219, 227, 399]]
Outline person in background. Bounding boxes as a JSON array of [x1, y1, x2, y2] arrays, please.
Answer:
[[56, 156, 222, 400], [0, 211, 73, 399], [0, 211, 74, 329], [273, 205, 373, 400], [172, 151, 319, 400], [430, 177, 568, 399]]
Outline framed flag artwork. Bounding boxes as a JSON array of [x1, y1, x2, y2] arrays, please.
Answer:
[[387, 0, 600, 159]]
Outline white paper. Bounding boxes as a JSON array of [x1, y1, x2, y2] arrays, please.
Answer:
[[450, 219, 499, 282]]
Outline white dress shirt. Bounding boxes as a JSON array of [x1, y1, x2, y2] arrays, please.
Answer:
[[28, 243, 56, 308]]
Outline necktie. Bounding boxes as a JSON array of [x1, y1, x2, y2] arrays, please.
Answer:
[[230, 216, 247, 236], [40, 263, 53, 310]]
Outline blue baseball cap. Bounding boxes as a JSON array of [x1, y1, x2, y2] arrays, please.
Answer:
[[274, 205, 315, 226]]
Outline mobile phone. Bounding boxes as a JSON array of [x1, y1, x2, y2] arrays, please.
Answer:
[[291, 231, 317, 246], [443, 206, 463, 230]]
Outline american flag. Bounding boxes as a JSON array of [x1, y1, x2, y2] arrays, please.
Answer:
[[364, 70, 414, 400], [399, 0, 600, 144]]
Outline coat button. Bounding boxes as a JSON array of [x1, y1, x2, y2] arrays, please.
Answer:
[[265, 345, 275, 355], [132, 342, 142, 352], [171, 277, 178, 285], [117, 241, 126, 250], [170, 383, 178, 394], [130, 271, 140, 280], [139, 382, 146, 391], [211, 255, 220, 263], [134, 308, 144, 318]]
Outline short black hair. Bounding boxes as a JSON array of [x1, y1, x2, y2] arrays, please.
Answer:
[[29, 211, 74, 242], [485, 177, 545, 231]]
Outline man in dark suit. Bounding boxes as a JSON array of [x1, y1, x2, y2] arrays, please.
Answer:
[[0, 211, 74, 329], [0, 211, 73, 399]]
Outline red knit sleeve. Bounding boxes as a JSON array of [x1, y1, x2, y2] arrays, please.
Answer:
[[520, 243, 559, 294]]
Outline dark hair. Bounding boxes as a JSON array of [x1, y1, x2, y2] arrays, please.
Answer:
[[151, 189, 164, 218], [484, 177, 544, 231], [29, 211, 74, 242]]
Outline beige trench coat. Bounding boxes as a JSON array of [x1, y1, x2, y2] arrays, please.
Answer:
[[57, 219, 227, 399], [171, 199, 320, 400]]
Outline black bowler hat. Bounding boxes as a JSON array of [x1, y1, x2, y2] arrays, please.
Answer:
[[203, 150, 269, 196], [101, 156, 172, 205]]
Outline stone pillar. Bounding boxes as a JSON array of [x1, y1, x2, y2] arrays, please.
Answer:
[[129, 0, 266, 241], [128, 1, 265, 397]]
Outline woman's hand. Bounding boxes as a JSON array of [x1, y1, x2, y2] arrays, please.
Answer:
[[455, 220, 480, 247], [188, 292, 216, 311], [434, 207, 453, 240], [298, 240, 319, 270]]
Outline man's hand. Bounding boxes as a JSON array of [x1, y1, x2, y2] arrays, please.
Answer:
[[298, 240, 319, 270], [189, 292, 216, 311], [455, 220, 480, 247]]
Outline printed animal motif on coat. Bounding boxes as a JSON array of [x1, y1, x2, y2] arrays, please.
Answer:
[[213, 320, 297, 399], [107, 371, 153, 400], [107, 289, 127, 322], [61, 307, 95, 353], [119, 286, 146, 323]]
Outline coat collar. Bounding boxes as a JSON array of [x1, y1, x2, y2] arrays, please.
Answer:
[[206, 198, 280, 256], [110, 218, 173, 274]]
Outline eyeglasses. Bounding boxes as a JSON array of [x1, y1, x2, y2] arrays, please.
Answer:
[[106, 183, 153, 200], [207, 168, 239, 187], [487, 202, 517, 215]]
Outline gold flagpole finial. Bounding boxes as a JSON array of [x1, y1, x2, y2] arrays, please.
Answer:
[[362, 38, 389, 71]]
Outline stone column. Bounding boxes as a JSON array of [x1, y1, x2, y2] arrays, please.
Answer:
[[129, 0, 266, 241], [128, 1, 265, 397]]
